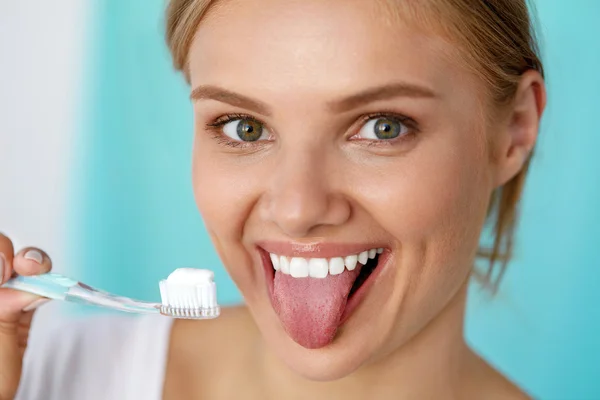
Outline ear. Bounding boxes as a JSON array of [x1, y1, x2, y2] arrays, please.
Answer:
[[492, 70, 547, 187]]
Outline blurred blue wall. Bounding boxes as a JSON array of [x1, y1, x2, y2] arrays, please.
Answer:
[[466, 2, 600, 398], [74, 1, 600, 398], [75, 0, 239, 305]]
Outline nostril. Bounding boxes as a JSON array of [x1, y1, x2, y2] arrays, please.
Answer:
[[265, 195, 351, 238], [272, 208, 327, 238]]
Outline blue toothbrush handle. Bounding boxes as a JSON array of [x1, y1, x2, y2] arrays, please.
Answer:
[[1, 273, 77, 300]]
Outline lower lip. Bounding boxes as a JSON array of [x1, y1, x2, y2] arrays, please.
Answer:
[[259, 248, 392, 328]]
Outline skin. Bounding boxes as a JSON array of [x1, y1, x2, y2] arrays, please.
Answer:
[[0, 0, 545, 399], [0, 236, 52, 400]]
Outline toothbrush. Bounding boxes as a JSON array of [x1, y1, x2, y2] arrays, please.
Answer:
[[1, 268, 220, 319]]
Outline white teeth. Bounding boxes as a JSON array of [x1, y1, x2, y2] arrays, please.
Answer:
[[329, 257, 345, 275], [344, 255, 358, 271], [280, 256, 290, 274], [308, 258, 329, 278], [270, 253, 280, 271], [358, 251, 368, 264], [271, 248, 383, 278], [290, 257, 309, 278]]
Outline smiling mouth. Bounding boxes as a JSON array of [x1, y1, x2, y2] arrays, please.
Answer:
[[259, 245, 388, 349], [268, 248, 382, 297]]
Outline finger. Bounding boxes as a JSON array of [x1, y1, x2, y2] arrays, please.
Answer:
[[0, 237, 48, 399], [0, 233, 15, 284], [13, 247, 52, 276], [17, 309, 39, 353], [0, 288, 40, 322], [18, 309, 35, 333], [0, 289, 45, 400], [0, 292, 38, 400]]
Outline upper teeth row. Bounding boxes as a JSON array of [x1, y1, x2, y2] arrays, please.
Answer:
[[270, 248, 383, 279]]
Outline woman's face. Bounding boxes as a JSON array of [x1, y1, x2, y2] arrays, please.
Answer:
[[188, 0, 498, 380]]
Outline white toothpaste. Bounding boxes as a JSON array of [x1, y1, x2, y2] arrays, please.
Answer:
[[166, 268, 214, 285], [160, 268, 218, 310]]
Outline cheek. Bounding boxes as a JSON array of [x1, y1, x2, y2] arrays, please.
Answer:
[[191, 140, 264, 288], [191, 138, 253, 234], [360, 129, 492, 343], [363, 130, 491, 265]]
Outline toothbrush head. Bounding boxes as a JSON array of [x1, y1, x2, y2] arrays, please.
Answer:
[[158, 268, 220, 319]]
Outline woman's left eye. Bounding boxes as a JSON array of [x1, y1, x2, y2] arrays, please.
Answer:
[[355, 116, 409, 140]]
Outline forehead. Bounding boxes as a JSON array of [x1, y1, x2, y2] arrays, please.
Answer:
[[188, 0, 474, 102]]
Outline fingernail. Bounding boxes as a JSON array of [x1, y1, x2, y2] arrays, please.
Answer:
[[23, 298, 50, 312], [0, 253, 5, 284], [24, 249, 44, 264]]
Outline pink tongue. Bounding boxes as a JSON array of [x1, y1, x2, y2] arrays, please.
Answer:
[[273, 268, 360, 349]]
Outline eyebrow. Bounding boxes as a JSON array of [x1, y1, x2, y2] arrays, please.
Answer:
[[190, 82, 437, 116], [329, 82, 437, 113], [190, 85, 272, 116]]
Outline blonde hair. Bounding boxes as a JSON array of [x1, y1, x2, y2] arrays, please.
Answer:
[[165, 0, 544, 292]]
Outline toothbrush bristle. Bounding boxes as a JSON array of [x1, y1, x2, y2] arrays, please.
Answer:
[[159, 279, 220, 319]]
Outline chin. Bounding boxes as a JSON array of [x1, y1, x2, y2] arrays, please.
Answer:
[[264, 312, 392, 381]]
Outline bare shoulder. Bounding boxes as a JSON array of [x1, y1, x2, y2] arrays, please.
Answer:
[[167, 305, 257, 365], [163, 306, 259, 399], [462, 350, 531, 400]]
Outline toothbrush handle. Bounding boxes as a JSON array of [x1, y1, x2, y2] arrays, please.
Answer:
[[1, 273, 75, 300], [1, 273, 160, 315], [65, 284, 160, 314]]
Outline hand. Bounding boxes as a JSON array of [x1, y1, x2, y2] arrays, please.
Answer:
[[0, 233, 52, 400]]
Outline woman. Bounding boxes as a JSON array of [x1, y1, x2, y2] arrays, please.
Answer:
[[0, 0, 546, 398]]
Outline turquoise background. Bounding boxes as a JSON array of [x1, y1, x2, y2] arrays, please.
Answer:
[[72, 1, 600, 398]]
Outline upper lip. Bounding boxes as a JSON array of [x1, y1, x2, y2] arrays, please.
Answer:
[[257, 240, 386, 259]]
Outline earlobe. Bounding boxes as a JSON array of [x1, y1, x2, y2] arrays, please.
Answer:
[[493, 70, 547, 188]]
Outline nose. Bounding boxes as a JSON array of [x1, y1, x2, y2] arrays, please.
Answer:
[[261, 146, 351, 238]]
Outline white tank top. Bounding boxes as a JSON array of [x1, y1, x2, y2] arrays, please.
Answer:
[[16, 304, 173, 400]]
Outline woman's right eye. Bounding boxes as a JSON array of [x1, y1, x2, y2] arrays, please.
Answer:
[[221, 118, 269, 142]]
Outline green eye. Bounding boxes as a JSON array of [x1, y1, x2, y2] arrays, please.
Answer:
[[374, 118, 401, 139], [222, 118, 266, 142], [358, 117, 408, 140]]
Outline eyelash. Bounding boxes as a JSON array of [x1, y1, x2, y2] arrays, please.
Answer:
[[205, 112, 419, 148], [354, 112, 419, 146], [206, 114, 266, 149]]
